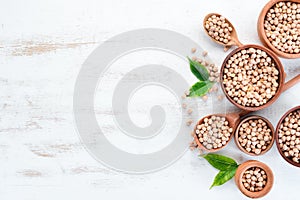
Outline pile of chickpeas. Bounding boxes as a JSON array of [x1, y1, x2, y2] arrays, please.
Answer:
[[204, 15, 233, 44], [237, 118, 273, 155], [264, 1, 300, 54], [242, 167, 267, 192], [195, 115, 233, 150], [207, 63, 220, 82], [222, 47, 280, 107], [278, 110, 300, 163]]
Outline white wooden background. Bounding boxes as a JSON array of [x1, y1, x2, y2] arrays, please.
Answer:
[[1, 0, 300, 199]]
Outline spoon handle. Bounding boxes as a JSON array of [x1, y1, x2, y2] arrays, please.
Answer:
[[231, 37, 243, 48], [282, 74, 300, 92], [238, 109, 251, 117]]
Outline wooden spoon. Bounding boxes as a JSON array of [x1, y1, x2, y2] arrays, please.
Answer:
[[193, 109, 250, 152], [203, 13, 242, 51]]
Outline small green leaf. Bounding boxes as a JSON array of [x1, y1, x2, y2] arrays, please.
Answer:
[[210, 167, 238, 189], [188, 57, 210, 81], [203, 154, 238, 171], [188, 81, 214, 97]]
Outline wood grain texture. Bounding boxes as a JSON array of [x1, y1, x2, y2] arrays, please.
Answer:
[[0, 0, 300, 200]]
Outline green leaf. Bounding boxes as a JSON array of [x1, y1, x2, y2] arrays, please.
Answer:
[[188, 57, 210, 81], [202, 154, 238, 171], [188, 81, 214, 97], [210, 167, 237, 189]]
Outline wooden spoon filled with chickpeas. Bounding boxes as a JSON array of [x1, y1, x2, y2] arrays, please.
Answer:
[[192, 110, 250, 152], [203, 13, 242, 51], [204, 13, 300, 111]]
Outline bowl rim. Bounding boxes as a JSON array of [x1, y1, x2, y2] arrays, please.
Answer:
[[234, 115, 275, 156], [275, 105, 300, 167], [257, 0, 300, 59], [220, 44, 285, 111], [235, 160, 274, 199]]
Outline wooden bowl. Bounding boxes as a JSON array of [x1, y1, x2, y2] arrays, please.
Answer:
[[235, 160, 274, 198], [234, 115, 275, 156], [275, 105, 300, 167], [193, 114, 236, 152], [258, 0, 300, 59], [220, 44, 285, 111]]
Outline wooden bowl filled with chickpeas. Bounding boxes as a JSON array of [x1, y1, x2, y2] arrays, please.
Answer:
[[275, 105, 300, 167], [234, 115, 275, 156], [219, 43, 300, 111], [258, 0, 300, 58], [220, 44, 287, 111], [235, 160, 274, 198]]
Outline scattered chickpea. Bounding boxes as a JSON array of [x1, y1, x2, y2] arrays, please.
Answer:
[[204, 15, 233, 44], [187, 108, 193, 115], [186, 119, 193, 126], [207, 63, 220, 82], [191, 47, 197, 54], [242, 167, 267, 192], [194, 115, 233, 150], [189, 140, 198, 151], [202, 51, 208, 57], [237, 118, 273, 155], [198, 149, 204, 155], [189, 143, 196, 151], [264, 2, 300, 54], [190, 131, 195, 137], [189, 56, 220, 82], [278, 109, 300, 163], [217, 95, 224, 101], [185, 90, 190, 96], [202, 95, 208, 101], [211, 85, 218, 92], [222, 47, 279, 107]]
